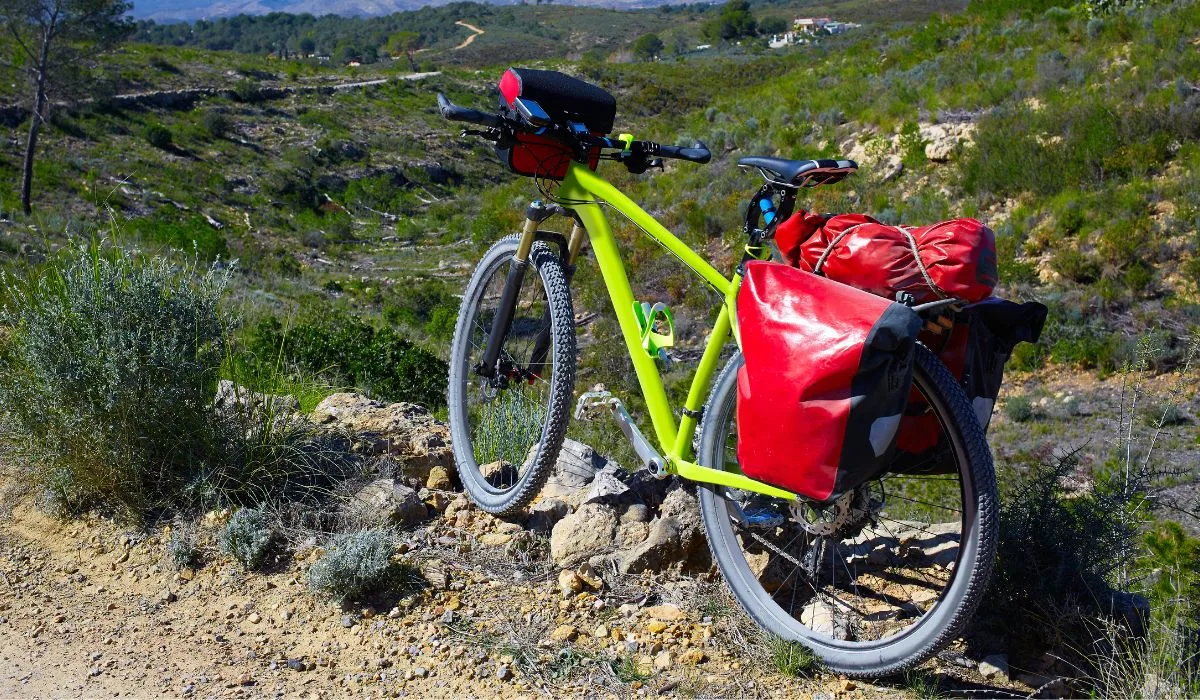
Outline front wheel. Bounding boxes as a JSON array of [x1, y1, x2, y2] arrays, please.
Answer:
[[697, 345, 998, 678], [447, 235, 576, 516]]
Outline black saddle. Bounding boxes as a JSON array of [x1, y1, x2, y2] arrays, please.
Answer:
[[738, 156, 857, 188]]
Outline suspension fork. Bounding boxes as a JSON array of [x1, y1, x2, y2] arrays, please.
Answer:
[[476, 201, 558, 378]]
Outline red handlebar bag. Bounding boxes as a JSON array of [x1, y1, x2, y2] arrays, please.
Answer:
[[736, 261, 923, 503]]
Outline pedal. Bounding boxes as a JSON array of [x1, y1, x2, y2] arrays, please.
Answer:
[[574, 389, 618, 421], [572, 387, 668, 477]]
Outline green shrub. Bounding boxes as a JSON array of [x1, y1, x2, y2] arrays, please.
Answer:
[[144, 124, 173, 150], [233, 78, 262, 103], [167, 525, 199, 570], [767, 635, 817, 677], [0, 244, 231, 522], [219, 507, 273, 570], [980, 451, 1151, 662], [305, 528, 402, 602], [201, 110, 230, 139], [250, 314, 447, 410], [1003, 394, 1036, 422]]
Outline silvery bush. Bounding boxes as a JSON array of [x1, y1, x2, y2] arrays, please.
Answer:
[[0, 243, 231, 521]]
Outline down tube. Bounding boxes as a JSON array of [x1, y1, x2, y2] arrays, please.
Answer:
[[564, 200, 679, 450]]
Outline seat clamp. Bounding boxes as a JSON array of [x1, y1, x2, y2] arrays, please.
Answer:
[[682, 407, 704, 420]]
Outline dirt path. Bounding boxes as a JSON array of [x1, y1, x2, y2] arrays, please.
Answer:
[[0, 496, 837, 699], [452, 21, 485, 50]]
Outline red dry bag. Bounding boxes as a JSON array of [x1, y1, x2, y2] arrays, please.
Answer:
[[777, 210, 999, 305], [736, 261, 923, 503]]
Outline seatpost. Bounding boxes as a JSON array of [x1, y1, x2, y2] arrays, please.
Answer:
[[476, 201, 556, 378]]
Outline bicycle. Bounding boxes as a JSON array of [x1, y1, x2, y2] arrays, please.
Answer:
[[436, 69, 998, 678]]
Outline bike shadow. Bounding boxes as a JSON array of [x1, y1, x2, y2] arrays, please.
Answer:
[[875, 668, 1040, 699]]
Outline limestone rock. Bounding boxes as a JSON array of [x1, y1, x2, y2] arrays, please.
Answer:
[[978, 654, 1009, 681], [550, 502, 618, 567], [309, 393, 451, 482], [539, 439, 618, 506], [214, 380, 300, 420], [424, 466, 453, 491], [345, 478, 428, 528], [526, 499, 571, 533]]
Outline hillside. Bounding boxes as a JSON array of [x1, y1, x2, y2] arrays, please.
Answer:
[[131, 0, 697, 23], [1, 0, 1199, 695]]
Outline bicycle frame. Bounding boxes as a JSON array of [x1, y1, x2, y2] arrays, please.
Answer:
[[556, 160, 798, 502]]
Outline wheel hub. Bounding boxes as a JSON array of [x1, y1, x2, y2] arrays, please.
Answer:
[[790, 484, 880, 539]]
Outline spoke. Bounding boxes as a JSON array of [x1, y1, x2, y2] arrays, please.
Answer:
[[884, 492, 962, 514]]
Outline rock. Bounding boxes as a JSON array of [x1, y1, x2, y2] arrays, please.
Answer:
[[539, 439, 616, 506], [881, 155, 904, 182], [840, 679, 856, 692], [341, 616, 355, 628], [496, 664, 513, 682], [214, 380, 300, 421], [425, 466, 453, 491], [345, 478, 428, 528], [646, 605, 685, 622], [550, 625, 578, 643], [621, 503, 650, 523], [558, 569, 583, 597], [617, 521, 650, 548], [575, 562, 603, 590], [247, 613, 261, 624], [286, 658, 305, 671], [617, 488, 710, 574], [584, 469, 629, 503], [800, 600, 849, 640], [593, 624, 609, 639], [978, 654, 1009, 680], [654, 651, 672, 671], [479, 532, 513, 547], [550, 502, 618, 567], [527, 499, 571, 533], [646, 621, 668, 634], [309, 393, 451, 483], [921, 122, 975, 163], [679, 649, 706, 665]]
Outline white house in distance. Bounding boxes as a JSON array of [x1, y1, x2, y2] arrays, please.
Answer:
[[793, 17, 861, 35]]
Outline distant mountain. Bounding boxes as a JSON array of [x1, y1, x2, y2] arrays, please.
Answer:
[[130, 0, 680, 22]]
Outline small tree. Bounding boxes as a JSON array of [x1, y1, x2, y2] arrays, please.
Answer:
[[758, 16, 788, 36], [0, 0, 133, 215], [386, 30, 422, 72], [632, 33, 664, 61], [298, 36, 315, 55], [701, 0, 757, 42]]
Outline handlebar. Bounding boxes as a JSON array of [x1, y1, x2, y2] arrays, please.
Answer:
[[652, 143, 712, 165], [435, 92, 710, 169], [437, 92, 501, 128]]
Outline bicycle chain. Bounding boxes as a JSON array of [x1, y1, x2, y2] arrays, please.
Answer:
[[738, 524, 825, 581]]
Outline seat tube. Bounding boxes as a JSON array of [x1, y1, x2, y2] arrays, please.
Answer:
[[478, 201, 551, 378]]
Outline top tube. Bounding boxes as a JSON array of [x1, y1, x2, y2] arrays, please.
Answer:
[[560, 161, 732, 295]]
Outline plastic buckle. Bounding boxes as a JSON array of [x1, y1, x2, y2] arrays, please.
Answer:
[[618, 132, 635, 155], [633, 302, 674, 366]]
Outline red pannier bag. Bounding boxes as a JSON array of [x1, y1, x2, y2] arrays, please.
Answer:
[[736, 261, 923, 502], [775, 211, 999, 305]]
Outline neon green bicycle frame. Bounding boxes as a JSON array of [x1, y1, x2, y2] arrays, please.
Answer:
[[558, 161, 797, 502]]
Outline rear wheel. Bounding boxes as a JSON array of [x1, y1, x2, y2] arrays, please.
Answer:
[[697, 345, 997, 677], [447, 235, 576, 516]]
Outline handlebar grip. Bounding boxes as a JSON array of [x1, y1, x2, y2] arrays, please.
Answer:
[[656, 142, 711, 164], [437, 92, 501, 128]]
